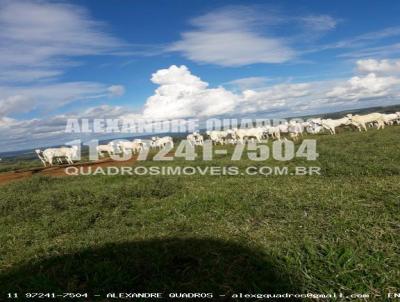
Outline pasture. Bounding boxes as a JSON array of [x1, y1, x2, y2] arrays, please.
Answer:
[[0, 126, 399, 298]]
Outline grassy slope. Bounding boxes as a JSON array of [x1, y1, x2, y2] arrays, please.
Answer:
[[0, 159, 42, 173], [0, 127, 399, 297]]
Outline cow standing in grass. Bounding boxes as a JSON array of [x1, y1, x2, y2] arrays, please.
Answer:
[[206, 130, 234, 145], [36, 146, 78, 166], [117, 140, 144, 155], [151, 136, 174, 149], [233, 127, 265, 144], [320, 117, 351, 135], [263, 125, 281, 140], [187, 132, 204, 146], [382, 113, 399, 125], [96, 142, 117, 157]]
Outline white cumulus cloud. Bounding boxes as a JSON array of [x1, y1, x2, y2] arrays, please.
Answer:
[[143, 65, 315, 118], [143, 65, 237, 119], [326, 73, 400, 101]]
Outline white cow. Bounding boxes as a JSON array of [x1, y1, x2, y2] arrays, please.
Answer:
[[194, 132, 204, 145], [268, 121, 304, 141], [307, 124, 323, 134], [117, 140, 144, 154], [347, 113, 385, 131], [287, 122, 304, 141], [96, 142, 117, 157], [319, 117, 351, 135], [35, 149, 47, 166], [233, 127, 265, 144], [186, 134, 197, 146], [206, 130, 233, 145], [187, 132, 204, 146], [264, 126, 281, 140], [37, 146, 79, 166], [301, 121, 311, 129], [382, 113, 399, 125], [151, 136, 174, 148], [276, 122, 289, 134], [306, 119, 324, 134]]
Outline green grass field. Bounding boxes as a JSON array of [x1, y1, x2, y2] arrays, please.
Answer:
[[0, 127, 399, 299]]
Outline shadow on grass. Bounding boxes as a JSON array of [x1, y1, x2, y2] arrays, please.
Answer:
[[0, 238, 297, 297]]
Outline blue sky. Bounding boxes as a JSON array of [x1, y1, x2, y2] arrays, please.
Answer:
[[1, 0, 400, 151]]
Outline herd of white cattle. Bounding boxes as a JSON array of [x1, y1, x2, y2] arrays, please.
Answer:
[[35, 111, 400, 166], [35, 136, 175, 166], [203, 112, 400, 144]]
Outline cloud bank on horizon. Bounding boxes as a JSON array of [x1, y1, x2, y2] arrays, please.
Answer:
[[1, 0, 400, 151]]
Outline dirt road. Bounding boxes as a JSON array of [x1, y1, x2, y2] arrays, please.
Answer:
[[0, 157, 138, 185]]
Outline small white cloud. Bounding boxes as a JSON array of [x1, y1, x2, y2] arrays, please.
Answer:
[[357, 58, 400, 74], [239, 83, 310, 113], [81, 105, 126, 118], [0, 116, 16, 128], [225, 77, 271, 90], [107, 85, 125, 97], [301, 15, 337, 31]]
